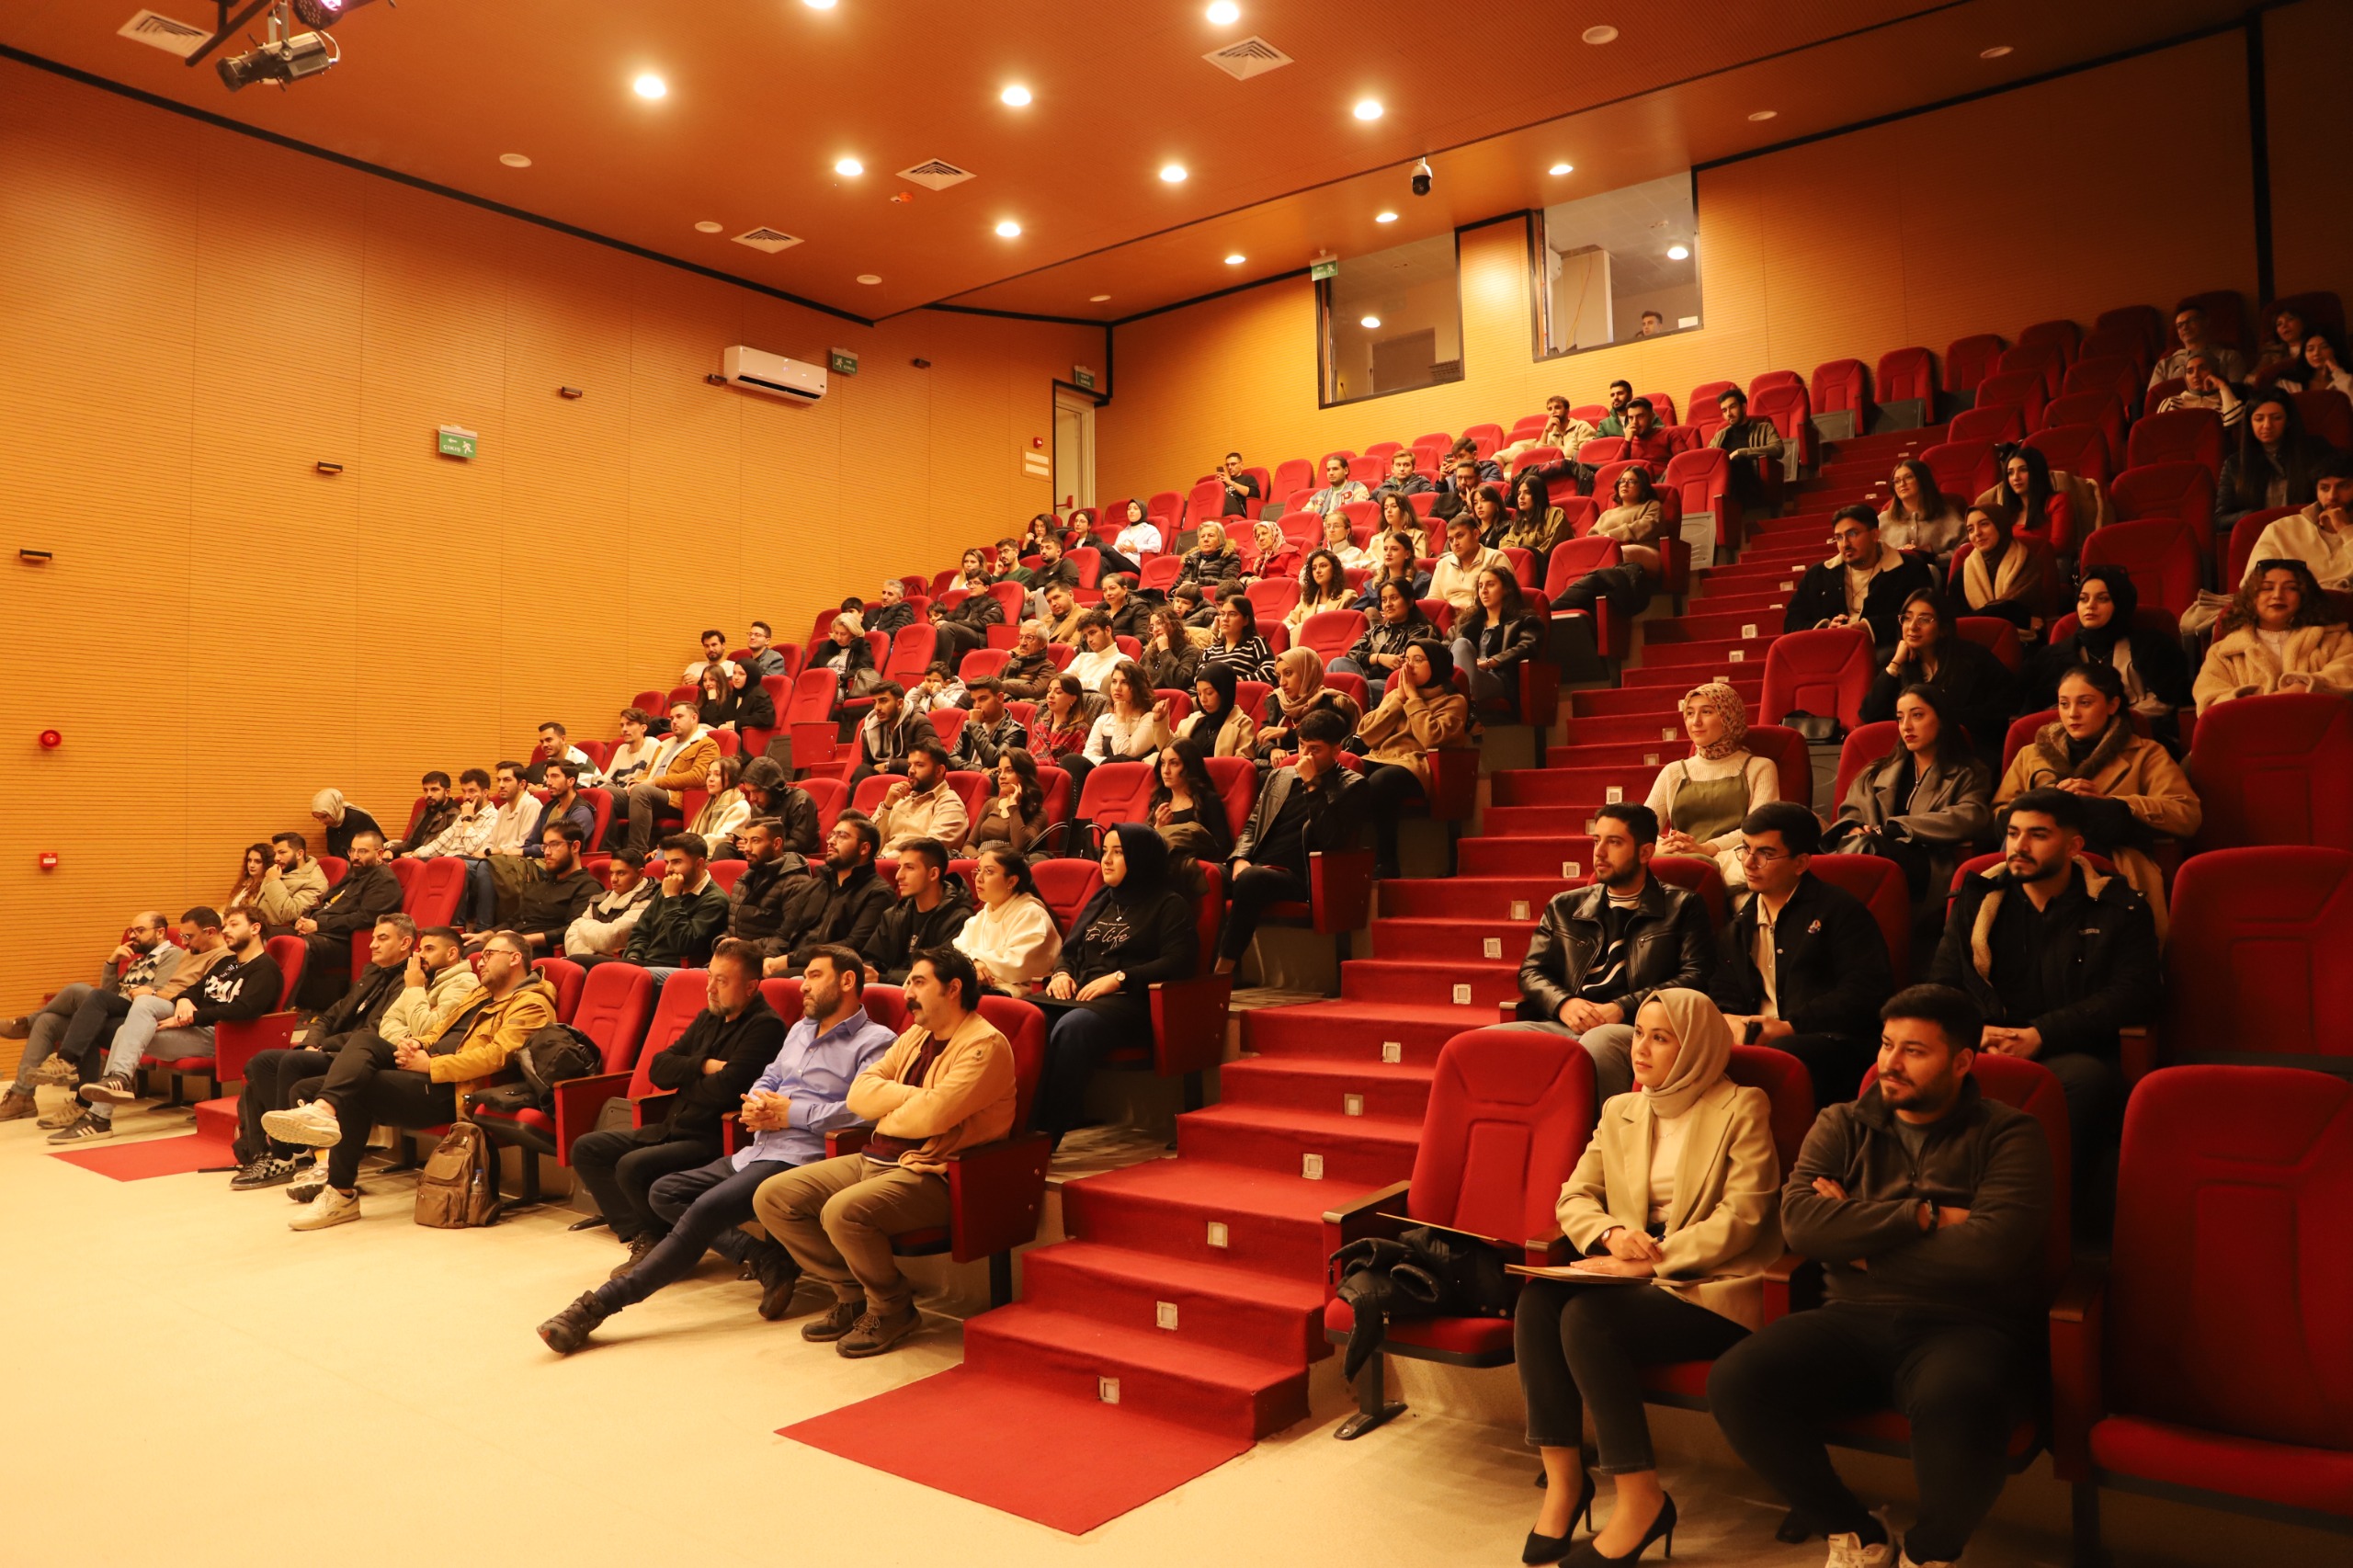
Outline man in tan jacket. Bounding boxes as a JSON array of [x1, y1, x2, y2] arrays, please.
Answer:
[[252, 832, 329, 928], [871, 741, 970, 854], [622, 699, 719, 855], [753, 947, 1015, 1358]]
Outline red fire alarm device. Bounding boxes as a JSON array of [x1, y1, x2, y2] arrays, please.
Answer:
[[38, 730, 62, 749], [38, 852, 59, 871]]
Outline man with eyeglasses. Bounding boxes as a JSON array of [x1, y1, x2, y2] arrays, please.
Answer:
[[1709, 802, 1895, 1106], [1782, 505, 1935, 653]]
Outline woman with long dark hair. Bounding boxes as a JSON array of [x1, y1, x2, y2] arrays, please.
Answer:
[[1826, 683, 1994, 915], [1470, 483, 1514, 549], [1450, 565, 1543, 713], [227, 841, 274, 915], [1201, 593, 1277, 685], [970, 747, 1050, 854], [1498, 469, 1573, 558], [1140, 605, 1204, 692], [1333, 578, 1432, 701], [1286, 548, 1355, 640], [953, 843, 1063, 997], [1352, 529, 1431, 611], [1149, 738, 1232, 860], [2217, 390, 2335, 528], [1029, 674, 1105, 784], [1376, 491, 1429, 557], [1859, 589, 2016, 762]]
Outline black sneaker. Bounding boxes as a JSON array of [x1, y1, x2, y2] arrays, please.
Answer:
[[231, 1154, 300, 1191], [537, 1291, 611, 1355], [800, 1297, 868, 1342], [78, 1072, 137, 1106], [46, 1114, 115, 1144], [749, 1240, 803, 1322]]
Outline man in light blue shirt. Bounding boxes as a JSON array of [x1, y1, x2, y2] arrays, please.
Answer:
[[537, 944, 898, 1354]]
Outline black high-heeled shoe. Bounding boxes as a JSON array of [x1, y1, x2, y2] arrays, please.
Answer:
[[1522, 1471, 1597, 1564], [1562, 1493, 1676, 1565]]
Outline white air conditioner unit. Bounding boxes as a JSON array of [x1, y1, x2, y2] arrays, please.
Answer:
[[720, 346, 826, 403]]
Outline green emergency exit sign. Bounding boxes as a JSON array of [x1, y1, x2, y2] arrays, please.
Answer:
[[436, 426, 477, 460], [829, 349, 858, 376]]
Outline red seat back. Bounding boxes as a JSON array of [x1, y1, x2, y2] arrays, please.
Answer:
[[1807, 854, 1911, 983], [757, 975, 802, 1022], [2078, 517, 2203, 616], [2167, 847, 2353, 1066], [2016, 318, 2082, 364], [1997, 343, 2067, 398], [1945, 334, 2006, 394], [1759, 627, 1874, 729], [1947, 404, 2026, 446], [1183, 478, 1225, 529], [388, 857, 421, 905], [1875, 347, 1937, 405], [1921, 440, 1997, 502], [1300, 608, 1365, 665], [626, 970, 710, 1097], [262, 935, 307, 1007], [802, 776, 848, 833], [975, 994, 1050, 1133], [1723, 1044, 1817, 1171], [1973, 370, 2047, 426], [1810, 358, 1869, 418], [1955, 616, 2025, 673], [1074, 761, 1154, 828], [1833, 721, 1902, 805], [2127, 408, 2225, 473], [2293, 388, 2353, 451], [2026, 418, 2115, 487], [1543, 535, 1622, 597], [1460, 425, 1503, 460], [571, 962, 654, 1071], [1245, 577, 1300, 624], [2062, 353, 2142, 411], [1270, 460, 1313, 503], [1031, 858, 1105, 927], [1203, 756, 1259, 843], [531, 958, 586, 1024], [411, 858, 469, 929], [2110, 461, 2217, 534], [1688, 380, 1735, 418], [782, 667, 838, 726], [2223, 506, 2302, 588], [1346, 455, 1385, 487], [2095, 304, 2165, 359], [1651, 855, 1729, 933], [1403, 1027, 1598, 1247], [1745, 722, 1812, 812], [2188, 693, 2353, 851]]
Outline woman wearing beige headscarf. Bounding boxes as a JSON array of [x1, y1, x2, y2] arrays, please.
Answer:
[[1515, 989, 1782, 1565], [1256, 646, 1362, 764], [307, 788, 383, 861], [1641, 683, 1779, 891]]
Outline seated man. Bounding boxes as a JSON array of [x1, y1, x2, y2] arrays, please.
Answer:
[[292, 832, 403, 1010], [528, 722, 604, 789], [388, 771, 457, 854], [1303, 453, 1370, 519], [1040, 582, 1086, 646], [724, 816, 827, 967], [537, 946, 900, 1351], [406, 768, 497, 859], [1709, 802, 1896, 1105], [1429, 457, 1483, 528], [1782, 506, 1936, 653], [1370, 447, 1435, 504], [1594, 380, 1636, 437], [0, 910, 182, 1112], [863, 839, 973, 984], [1498, 394, 1597, 472], [521, 758, 598, 856], [2242, 451, 2353, 593], [683, 627, 733, 685], [1712, 386, 1787, 509], [872, 739, 970, 853], [1510, 803, 1713, 1101], [753, 947, 1016, 1358], [1428, 515, 1510, 617], [564, 849, 657, 958], [997, 624, 1060, 701], [567, 939, 788, 1272], [1215, 450, 1261, 517], [1061, 610, 1124, 693], [2155, 350, 2245, 427], [2150, 302, 2246, 385], [1638, 309, 1665, 336], [231, 918, 479, 1192], [1709, 983, 2052, 1568], [488, 822, 598, 957], [1445, 434, 1506, 486], [852, 682, 919, 784], [263, 929, 557, 1230], [736, 755, 819, 857], [1217, 710, 1372, 976], [781, 814, 895, 971], [607, 833, 729, 983], [40, 908, 282, 1144], [597, 708, 661, 848], [868, 578, 916, 638], [469, 760, 541, 928], [621, 700, 719, 856], [253, 831, 329, 929], [949, 678, 1029, 771], [929, 581, 1005, 671], [1928, 789, 2155, 1231]]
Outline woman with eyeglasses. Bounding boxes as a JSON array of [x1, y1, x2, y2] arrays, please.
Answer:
[[1643, 682, 1779, 891], [1859, 589, 2016, 765]]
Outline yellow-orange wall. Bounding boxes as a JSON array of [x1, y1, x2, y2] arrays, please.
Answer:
[[1100, 25, 2313, 499], [2267, 0, 2353, 314], [0, 59, 1095, 1005]]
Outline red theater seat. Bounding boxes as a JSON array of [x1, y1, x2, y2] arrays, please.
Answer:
[[1760, 627, 1874, 731], [2187, 692, 2353, 851], [2078, 517, 2203, 615], [1945, 334, 2006, 395], [2127, 408, 2226, 474], [2164, 847, 2353, 1073], [191, 935, 308, 1106]]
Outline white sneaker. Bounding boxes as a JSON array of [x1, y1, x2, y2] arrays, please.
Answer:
[[286, 1161, 331, 1203], [261, 1101, 343, 1149], [1826, 1516, 1898, 1568], [289, 1187, 360, 1231]]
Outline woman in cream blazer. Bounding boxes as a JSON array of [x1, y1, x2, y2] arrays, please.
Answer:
[[1514, 989, 1782, 1565]]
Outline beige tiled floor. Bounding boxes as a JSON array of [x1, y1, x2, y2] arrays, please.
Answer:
[[0, 1096, 2297, 1566]]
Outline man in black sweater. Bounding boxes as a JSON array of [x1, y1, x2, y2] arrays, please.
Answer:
[[1217, 710, 1374, 975], [1780, 505, 1938, 653], [1710, 802, 1896, 1105], [1710, 984, 2052, 1568], [612, 833, 729, 979], [785, 814, 895, 968], [1511, 801, 1715, 1100], [291, 831, 404, 1011], [567, 939, 787, 1272], [864, 839, 973, 984], [729, 817, 828, 972], [949, 680, 1029, 772], [503, 822, 599, 957]]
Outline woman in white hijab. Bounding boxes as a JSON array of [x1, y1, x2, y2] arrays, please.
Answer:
[[1514, 988, 1783, 1565], [306, 789, 383, 861]]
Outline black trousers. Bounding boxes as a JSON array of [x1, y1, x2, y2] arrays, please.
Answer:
[[1221, 864, 1309, 962], [233, 1045, 332, 1164], [56, 990, 133, 1073], [1361, 763, 1427, 875], [570, 1128, 721, 1241], [1554, 565, 1648, 620], [590, 1154, 797, 1312], [291, 1030, 456, 1189], [296, 934, 353, 1010], [1770, 1032, 1879, 1108], [1707, 1304, 2027, 1562], [1032, 992, 1151, 1139], [1514, 1278, 1748, 1473], [932, 621, 988, 672]]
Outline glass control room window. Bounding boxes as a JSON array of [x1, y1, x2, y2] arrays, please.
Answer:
[[1317, 233, 1464, 406], [1535, 172, 1701, 357]]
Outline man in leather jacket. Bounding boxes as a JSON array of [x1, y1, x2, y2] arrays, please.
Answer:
[[1215, 711, 1371, 975], [1512, 802, 1715, 1099]]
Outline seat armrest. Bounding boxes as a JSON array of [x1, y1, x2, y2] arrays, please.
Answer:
[[2047, 1258, 2109, 1482], [551, 1071, 632, 1160], [824, 1126, 875, 1158], [2117, 1026, 2155, 1085], [1318, 1178, 1413, 1287], [1525, 1225, 1572, 1267], [1147, 975, 1232, 1077], [1306, 849, 1377, 935], [720, 1111, 742, 1156], [938, 1134, 1052, 1263], [1427, 747, 1480, 822], [630, 1088, 675, 1130], [213, 1012, 299, 1087], [1760, 1249, 1823, 1323]]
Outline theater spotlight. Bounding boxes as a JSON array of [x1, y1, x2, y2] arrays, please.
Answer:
[[291, 0, 382, 24], [217, 3, 342, 93]]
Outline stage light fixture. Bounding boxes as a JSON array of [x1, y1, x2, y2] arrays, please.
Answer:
[[217, 3, 340, 92]]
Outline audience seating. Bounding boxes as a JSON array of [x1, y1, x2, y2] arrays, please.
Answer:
[[473, 961, 659, 1208], [532, 956, 586, 1023], [2077, 517, 2204, 615], [2017, 319, 2084, 364], [2126, 407, 2226, 473], [199, 935, 310, 1108], [2296, 388, 2353, 451], [1948, 404, 2027, 446], [2095, 303, 2165, 360], [1809, 358, 1870, 440], [1831, 721, 1900, 804], [2027, 418, 2117, 487], [1921, 440, 1998, 502], [2163, 847, 2353, 1074], [2187, 692, 2353, 851], [1758, 627, 1874, 731], [2177, 290, 2248, 350], [1808, 853, 1912, 983], [1945, 334, 2006, 397], [2109, 462, 2218, 542], [1998, 344, 2068, 401], [1874, 347, 1937, 426]]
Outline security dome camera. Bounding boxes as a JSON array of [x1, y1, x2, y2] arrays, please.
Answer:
[[1410, 158, 1434, 198]]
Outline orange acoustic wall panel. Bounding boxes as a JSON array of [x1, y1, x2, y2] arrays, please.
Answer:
[[0, 60, 1095, 1006], [1100, 30, 2261, 504], [2265, 0, 2353, 315]]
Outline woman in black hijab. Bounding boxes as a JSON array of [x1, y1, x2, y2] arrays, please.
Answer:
[[1032, 824, 1202, 1145], [2027, 566, 2190, 746]]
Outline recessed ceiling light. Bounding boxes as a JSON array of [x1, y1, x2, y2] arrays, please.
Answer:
[[1001, 84, 1031, 106], [1207, 2, 1240, 22], [498, 153, 532, 168], [995, 220, 1022, 238], [632, 73, 666, 99], [1353, 98, 1382, 121], [1748, 108, 1778, 121], [1224, 253, 1245, 266], [1667, 244, 1690, 261], [1548, 162, 1573, 176], [694, 221, 723, 233], [1374, 210, 1398, 223], [1980, 44, 2013, 59], [1582, 25, 1619, 45], [1160, 164, 1188, 183], [835, 157, 863, 176], [1090, 294, 1111, 302], [1359, 315, 1381, 329], [802, 0, 836, 9], [856, 274, 882, 285]]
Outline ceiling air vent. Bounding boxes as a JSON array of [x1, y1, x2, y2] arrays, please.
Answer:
[[897, 159, 975, 192], [118, 9, 210, 56], [1203, 36, 1293, 81], [732, 227, 802, 254]]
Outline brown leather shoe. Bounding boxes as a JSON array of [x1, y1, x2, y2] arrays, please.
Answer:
[[0, 1089, 37, 1122], [836, 1305, 922, 1358], [801, 1297, 867, 1342], [749, 1242, 803, 1321]]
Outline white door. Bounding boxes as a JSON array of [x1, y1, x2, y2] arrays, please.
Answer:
[[1053, 386, 1096, 517]]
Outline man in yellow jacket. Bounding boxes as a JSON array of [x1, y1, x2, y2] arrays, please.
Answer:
[[263, 931, 558, 1232], [753, 946, 1015, 1358]]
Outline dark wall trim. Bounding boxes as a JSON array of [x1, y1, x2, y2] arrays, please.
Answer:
[[1113, 266, 1314, 328], [919, 301, 1104, 329], [2245, 10, 2275, 303], [0, 44, 876, 328]]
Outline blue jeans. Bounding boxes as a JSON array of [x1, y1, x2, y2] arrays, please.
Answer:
[[592, 1154, 798, 1312]]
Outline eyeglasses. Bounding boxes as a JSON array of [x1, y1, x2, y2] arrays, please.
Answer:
[[1734, 844, 1790, 864]]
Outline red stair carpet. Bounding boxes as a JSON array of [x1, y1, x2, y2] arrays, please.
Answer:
[[50, 1126, 234, 1181]]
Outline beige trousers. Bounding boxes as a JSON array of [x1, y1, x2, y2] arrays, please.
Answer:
[[751, 1153, 949, 1316]]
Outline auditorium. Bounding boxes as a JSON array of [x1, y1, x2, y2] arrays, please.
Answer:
[[5, 3, 2349, 1564]]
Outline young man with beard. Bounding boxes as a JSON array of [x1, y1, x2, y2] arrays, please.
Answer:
[[871, 740, 970, 853], [564, 849, 657, 958], [486, 821, 599, 957], [724, 817, 828, 971], [536, 946, 899, 1351], [1216, 710, 1371, 975], [736, 755, 819, 857], [0, 909, 179, 1109], [1782, 506, 1935, 653], [781, 815, 894, 971], [252, 831, 328, 928], [862, 839, 972, 985], [390, 771, 457, 853], [291, 832, 403, 1010], [851, 683, 919, 785], [949, 679, 1029, 771], [404, 769, 497, 859], [612, 833, 728, 982]]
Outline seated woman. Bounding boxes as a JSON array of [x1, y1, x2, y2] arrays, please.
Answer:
[[1111, 497, 1164, 562], [2028, 568, 2191, 746], [686, 756, 747, 857], [1497, 470, 1574, 561], [1176, 519, 1245, 595], [1643, 683, 1779, 892], [1179, 662, 1259, 758], [2193, 558, 2353, 712], [2251, 303, 2312, 385], [953, 844, 1063, 998], [1469, 483, 1516, 550], [1029, 675, 1105, 786], [1955, 501, 2063, 640], [1140, 606, 1204, 693], [1825, 684, 1993, 922], [1316, 508, 1372, 573], [1082, 661, 1174, 772], [1251, 519, 1303, 585], [1098, 573, 1150, 641], [813, 610, 876, 698], [723, 660, 776, 732], [1170, 581, 1219, 631], [1877, 457, 1967, 564], [1352, 528, 1431, 611], [1284, 548, 1356, 641], [951, 546, 995, 594], [1354, 640, 1472, 879], [1973, 443, 2105, 555], [2217, 391, 2334, 530], [1257, 646, 1362, 765], [226, 840, 273, 915], [1557, 466, 1662, 621], [1034, 825, 1200, 1145], [1200, 593, 1278, 685], [1996, 663, 2202, 933], [1859, 588, 2016, 763], [2276, 331, 2353, 398], [1375, 492, 1431, 559], [969, 747, 1051, 854], [1515, 988, 1781, 1568], [1450, 565, 1544, 715], [1149, 738, 1233, 861], [1333, 579, 1432, 703]]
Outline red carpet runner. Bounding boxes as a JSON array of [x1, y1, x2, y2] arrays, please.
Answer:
[[50, 1127, 234, 1181]]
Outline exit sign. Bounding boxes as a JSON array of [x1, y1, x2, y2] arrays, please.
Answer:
[[1073, 366, 1096, 392], [436, 426, 477, 460], [1310, 259, 1338, 281], [828, 348, 858, 376]]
